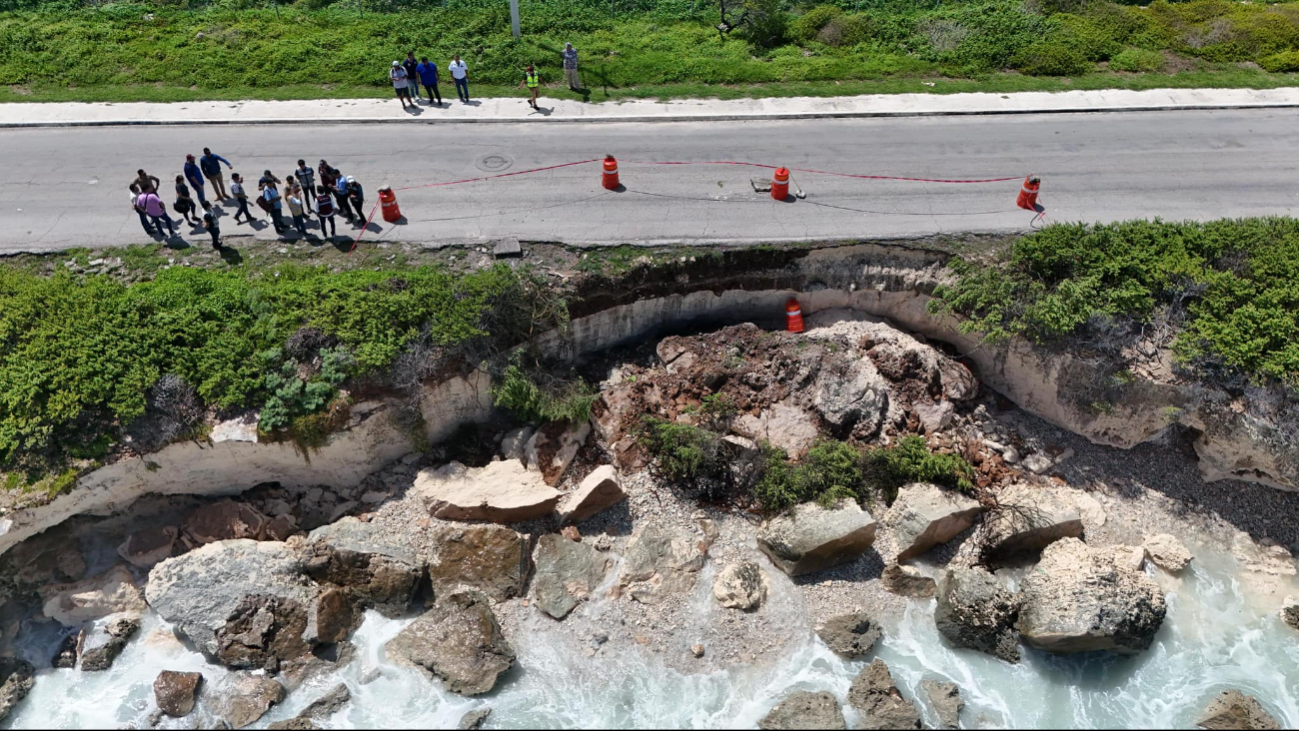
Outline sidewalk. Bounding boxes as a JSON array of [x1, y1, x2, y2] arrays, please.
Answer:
[[3, 87, 1299, 127]]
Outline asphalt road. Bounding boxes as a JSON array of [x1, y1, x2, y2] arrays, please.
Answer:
[[2, 110, 1297, 251]]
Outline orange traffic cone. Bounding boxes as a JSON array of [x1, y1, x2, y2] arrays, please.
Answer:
[[772, 167, 790, 201], [1016, 175, 1040, 211], [378, 186, 401, 223], [602, 155, 620, 191], [785, 298, 804, 333]]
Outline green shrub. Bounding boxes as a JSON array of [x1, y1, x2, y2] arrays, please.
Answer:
[[492, 364, 596, 425], [1260, 49, 1299, 72], [790, 4, 842, 43], [1110, 46, 1164, 71], [1012, 41, 1091, 75], [932, 218, 1299, 387], [742, 0, 789, 48], [637, 417, 726, 483], [817, 13, 872, 47], [865, 436, 976, 501]]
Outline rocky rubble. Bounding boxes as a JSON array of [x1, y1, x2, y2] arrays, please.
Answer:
[[618, 524, 709, 604], [848, 659, 921, 730], [212, 673, 286, 729], [817, 612, 882, 659], [934, 567, 1021, 663], [532, 534, 609, 619]]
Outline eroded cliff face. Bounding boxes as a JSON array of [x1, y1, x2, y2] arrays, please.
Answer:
[[1, 242, 1294, 557]]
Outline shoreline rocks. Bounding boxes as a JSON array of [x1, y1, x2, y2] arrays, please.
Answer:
[[417, 460, 561, 523], [153, 670, 203, 718], [817, 612, 883, 660], [981, 485, 1083, 564], [39, 565, 145, 626], [886, 483, 982, 563], [532, 534, 610, 619], [385, 591, 515, 696], [1196, 689, 1280, 730], [76, 612, 140, 671], [757, 501, 877, 577], [1143, 533, 1193, 574], [848, 659, 921, 730], [559, 466, 627, 525], [919, 680, 963, 730], [618, 524, 708, 604], [712, 561, 769, 611], [759, 691, 847, 730], [1016, 538, 1166, 655], [934, 567, 1021, 663], [0, 658, 34, 724]]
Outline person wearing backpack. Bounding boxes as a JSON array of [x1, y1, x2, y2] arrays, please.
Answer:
[[262, 181, 286, 235], [202, 202, 221, 250]]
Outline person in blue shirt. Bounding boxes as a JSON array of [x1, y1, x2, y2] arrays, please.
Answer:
[[199, 147, 233, 200], [416, 57, 442, 106], [262, 182, 286, 235], [183, 154, 207, 206]]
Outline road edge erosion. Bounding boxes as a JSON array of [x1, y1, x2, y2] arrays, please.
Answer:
[[0, 240, 1291, 557]]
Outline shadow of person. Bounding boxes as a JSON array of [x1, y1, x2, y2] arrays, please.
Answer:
[[164, 235, 190, 250], [404, 105, 423, 116], [248, 218, 268, 231], [532, 106, 553, 116], [363, 220, 383, 233], [464, 99, 483, 106], [217, 246, 243, 265], [330, 238, 354, 254]]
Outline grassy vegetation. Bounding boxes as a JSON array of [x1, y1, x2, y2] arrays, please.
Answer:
[[637, 414, 974, 511], [932, 218, 1299, 387], [0, 258, 565, 485], [4, 0, 1299, 102], [491, 363, 597, 425]]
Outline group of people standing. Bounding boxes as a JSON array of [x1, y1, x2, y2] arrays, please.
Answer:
[[391, 52, 470, 109], [389, 43, 582, 111], [128, 150, 368, 248]]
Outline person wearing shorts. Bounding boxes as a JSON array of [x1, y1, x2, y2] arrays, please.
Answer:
[[391, 61, 412, 109]]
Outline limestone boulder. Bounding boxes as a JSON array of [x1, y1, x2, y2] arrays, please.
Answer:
[[525, 420, 592, 486], [981, 484, 1083, 563], [811, 355, 888, 433], [532, 534, 610, 619], [757, 501, 877, 577], [734, 402, 820, 459], [817, 612, 882, 659], [558, 466, 627, 524], [886, 483, 983, 562], [385, 591, 515, 696], [618, 524, 708, 604], [1196, 690, 1280, 730], [712, 561, 769, 611], [416, 460, 561, 523], [303, 518, 422, 616], [427, 524, 530, 601], [499, 426, 534, 464], [183, 500, 270, 545], [154, 670, 203, 718], [40, 564, 146, 626], [759, 691, 847, 730], [1016, 538, 1166, 655], [934, 567, 1021, 663], [76, 612, 140, 671], [117, 526, 177, 569], [848, 659, 921, 730], [919, 680, 963, 730], [144, 540, 317, 661], [212, 673, 286, 729], [0, 658, 34, 724], [1143, 533, 1193, 574], [881, 564, 936, 599]]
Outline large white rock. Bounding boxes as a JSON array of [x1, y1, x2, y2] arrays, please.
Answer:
[[525, 421, 592, 486], [758, 501, 878, 577], [1016, 538, 1166, 655], [40, 565, 145, 626], [982, 484, 1083, 563], [416, 460, 562, 523], [1143, 533, 1193, 574], [558, 466, 627, 524], [886, 483, 983, 562], [734, 401, 820, 459]]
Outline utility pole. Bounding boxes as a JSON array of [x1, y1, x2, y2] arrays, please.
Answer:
[[509, 0, 520, 38]]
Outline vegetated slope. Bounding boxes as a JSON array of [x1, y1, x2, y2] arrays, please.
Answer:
[[2, 0, 1299, 102], [932, 217, 1299, 388], [0, 261, 564, 486]]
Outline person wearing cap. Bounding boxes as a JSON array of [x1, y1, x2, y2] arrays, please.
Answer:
[[561, 43, 581, 91], [391, 60, 413, 110], [449, 55, 469, 103], [517, 65, 541, 110], [416, 56, 442, 106], [183, 154, 207, 206], [200, 148, 233, 200], [345, 176, 365, 226]]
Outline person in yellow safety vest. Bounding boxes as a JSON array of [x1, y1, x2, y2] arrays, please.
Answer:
[[517, 65, 541, 111]]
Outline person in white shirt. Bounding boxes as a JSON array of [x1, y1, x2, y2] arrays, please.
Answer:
[[390, 60, 413, 110], [449, 55, 469, 103]]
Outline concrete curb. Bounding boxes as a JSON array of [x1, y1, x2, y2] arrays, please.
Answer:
[[4, 101, 1299, 128]]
